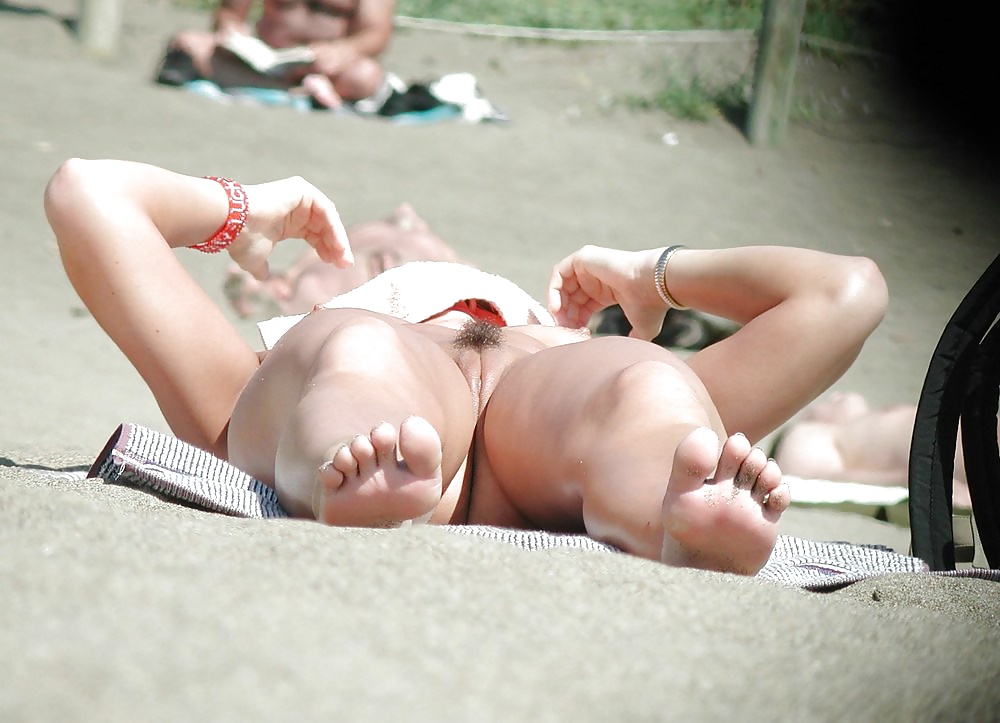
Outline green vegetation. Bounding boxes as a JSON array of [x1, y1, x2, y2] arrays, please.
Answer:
[[396, 1, 762, 35], [394, 0, 888, 122], [176, 0, 888, 52], [619, 67, 753, 122], [395, 0, 888, 52], [177, 0, 887, 121]]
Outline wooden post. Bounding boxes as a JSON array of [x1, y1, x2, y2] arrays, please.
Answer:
[[747, 0, 807, 146], [78, 0, 126, 60]]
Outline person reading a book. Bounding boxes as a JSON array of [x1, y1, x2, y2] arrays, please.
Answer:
[[156, 0, 395, 109], [45, 158, 889, 576]]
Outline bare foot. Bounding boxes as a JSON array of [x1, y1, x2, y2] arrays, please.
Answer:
[[312, 417, 444, 528], [300, 73, 342, 110], [661, 427, 790, 575], [223, 263, 292, 318], [387, 203, 428, 232]]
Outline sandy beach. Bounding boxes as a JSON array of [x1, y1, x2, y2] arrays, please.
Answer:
[[1, 0, 998, 719]]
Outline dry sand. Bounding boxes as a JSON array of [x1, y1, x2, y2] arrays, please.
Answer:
[[1, 1, 998, 720]]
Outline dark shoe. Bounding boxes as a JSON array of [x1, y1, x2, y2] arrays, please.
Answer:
[[155, 48, 201, 87], [593, 305, 737, 351], [377, 84, 444, 117]]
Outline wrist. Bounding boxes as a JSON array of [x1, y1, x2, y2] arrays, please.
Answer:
[[190, 176, 249, 254], [653, 245, 690, 310]]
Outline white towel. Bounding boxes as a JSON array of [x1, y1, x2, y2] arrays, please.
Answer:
[[258, 261, 554, 349]]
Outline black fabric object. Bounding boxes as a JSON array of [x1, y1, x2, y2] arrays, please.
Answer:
[[593, 306, 734, 351], [155, 48, 202, 87], [909, 252, 1000, 570], [377, 84, 445, 117]]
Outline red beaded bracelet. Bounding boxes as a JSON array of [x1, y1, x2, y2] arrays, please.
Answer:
[[190, 176, 249, 253]]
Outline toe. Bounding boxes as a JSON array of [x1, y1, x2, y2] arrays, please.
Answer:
[[369, 421, 400, 466], [668, 427, 721, 494], [331, 443, 359, 478], [350, 432, 379, 478], [753, 459, 790, 516], [317, 459, 345, 492], [763, 479, 791, 514], [736, 445, 768, 490], [397, 417, 443, 477], [714, 432, 751, 483]]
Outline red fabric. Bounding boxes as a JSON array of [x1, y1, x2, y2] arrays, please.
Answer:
[[444, 299, 507, 326]]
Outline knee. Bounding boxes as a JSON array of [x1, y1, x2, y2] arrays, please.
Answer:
[[600, 359, 703, 422], [315, 313, 407, 372], [332, 57, 384, 100], [326, 313, 401, 345], [165, 29, 218, 69]]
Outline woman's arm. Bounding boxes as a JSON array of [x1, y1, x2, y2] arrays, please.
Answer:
[[44, 158, 352, 457], [548, 245, 888, 443]]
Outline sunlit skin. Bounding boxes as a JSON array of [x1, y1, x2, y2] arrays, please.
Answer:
[[164, 0, 395, 106], [46, 158, 889, 575], [775, 392, 980, 509]]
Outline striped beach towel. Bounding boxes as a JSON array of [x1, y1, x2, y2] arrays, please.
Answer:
[[88, 422, 1000, 591]]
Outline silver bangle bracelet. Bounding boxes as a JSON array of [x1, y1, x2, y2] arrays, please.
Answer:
[[653, 245, 690, 310]]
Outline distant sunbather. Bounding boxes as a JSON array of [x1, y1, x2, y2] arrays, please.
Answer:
[[45, 158, 889, 575], [156, 0, 395, 109], [224, 203, 462, 318], [773, 392, 984, 509]]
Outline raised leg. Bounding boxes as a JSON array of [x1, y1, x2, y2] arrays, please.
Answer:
[[229, 311, 477, 527], [480, 334, 788, 574], [315, 417, 444, 527], [660, 427, 789, 574]]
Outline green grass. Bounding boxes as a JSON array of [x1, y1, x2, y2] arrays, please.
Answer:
[[394, 0, 889, 122], [177, 0, 888, 52], [619, 68, 753, 122], [177, 0, 887, 121], [396, 1, 762, 34], [396, 0, 889, 51]]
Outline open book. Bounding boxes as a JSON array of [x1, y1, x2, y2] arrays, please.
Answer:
[[221, 33, 316, 77]]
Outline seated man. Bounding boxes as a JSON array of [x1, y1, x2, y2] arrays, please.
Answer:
[[45, 159, 890, 576], [156, 0, 395, 109]]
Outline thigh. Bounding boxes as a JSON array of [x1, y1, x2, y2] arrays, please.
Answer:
[[230, 310, 477, 514], [479, 336, 723, 553]]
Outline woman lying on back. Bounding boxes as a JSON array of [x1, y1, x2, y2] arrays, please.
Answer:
[[45, 158, 888, 575]]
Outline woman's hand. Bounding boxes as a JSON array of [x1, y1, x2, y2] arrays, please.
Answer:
[[547, 245, 668, 340], [227, 176, 354, 280]]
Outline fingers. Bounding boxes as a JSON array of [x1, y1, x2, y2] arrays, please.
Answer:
[[307, 189, 353, 268], [547, 264, 589, 327], [546, 265, 566, 316], [546, 248, 608, 328]]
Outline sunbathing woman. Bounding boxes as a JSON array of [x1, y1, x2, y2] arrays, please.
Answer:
[[773, 392, 979, 509], [45, 158, 889, 575]]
